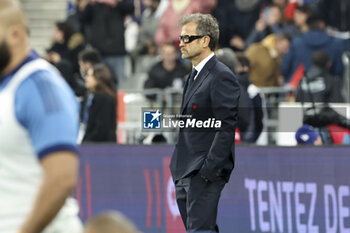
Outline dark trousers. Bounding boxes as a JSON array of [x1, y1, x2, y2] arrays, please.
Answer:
[[175, 173, 226, 233]]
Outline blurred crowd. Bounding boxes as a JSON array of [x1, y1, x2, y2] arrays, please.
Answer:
[[43, 0, 350, 145]]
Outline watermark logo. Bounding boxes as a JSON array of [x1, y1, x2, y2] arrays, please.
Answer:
[[143, 110, 162, 129], [142, 108, 223, 131]]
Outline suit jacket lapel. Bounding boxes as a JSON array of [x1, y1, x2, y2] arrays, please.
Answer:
[[181, 56, 217, 114]]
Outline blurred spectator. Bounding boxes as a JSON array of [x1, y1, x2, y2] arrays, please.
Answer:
[[215, 48, 249, 136], [245, 4, 285, 49], [78, 47, 102, 120], [152, 134, 167, 144], [285, 4, 312, 38], [303, 105, 350, 134], [84, 211, 140, 233], [318, 0, 350, 51], [246, 33, 291, 87], [79, 47, 118, 89], [281, 12, 345, 82], [271, 0, 287, 9], [235, 53, 264, 143], [296, 51, 344, 103], [141, 132, 168, 144], [129, 0, 161, 72], [135, 0, 161, 55], [211, 0, 232, 48], [66, 0, 88, 32], [55, 59, 86, 97], [82, 64, 117, 143], [46, 21, 86, 96], [47, 21, 85, 73], [281, 0, 317, 22], [295, 124, 323, 145], [155, 0, 216, 47], [124, 16, 139, 54], [293, 4, 311, 33], [216, 49, 264, 143], [144, 42, 189, 100], [301, 103, 350, 145], [79, 47, 103, 76], [215, 0, 261, 49], [79, 0, 134, 85], [47, 22, 74, 62], [326, 125, 350, 145]]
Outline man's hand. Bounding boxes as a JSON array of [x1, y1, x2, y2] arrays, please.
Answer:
[[46, 51, 61, 64], [255, 13, 266, 32], [229, 36, 245, 50], [277, 75, 285, 86]]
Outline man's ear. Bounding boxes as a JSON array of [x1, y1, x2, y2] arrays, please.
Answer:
[[5, 25, 23, 47], [202, 36, 211, 48]]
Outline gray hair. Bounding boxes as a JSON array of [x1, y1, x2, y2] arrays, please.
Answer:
[[178, 13, 219, 51]]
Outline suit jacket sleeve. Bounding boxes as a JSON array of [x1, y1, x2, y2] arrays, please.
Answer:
[[199, 70, 240, 181]]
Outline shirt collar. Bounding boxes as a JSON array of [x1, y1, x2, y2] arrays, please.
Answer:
[[193, 52, 215, 75], [0, 50, 39, 89]]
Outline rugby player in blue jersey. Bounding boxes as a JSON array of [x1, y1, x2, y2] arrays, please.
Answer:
[[0, 1, 82, 233]]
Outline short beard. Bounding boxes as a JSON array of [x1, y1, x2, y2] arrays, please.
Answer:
[[0, 38, 11, 78], [182, 50, 201, 62]]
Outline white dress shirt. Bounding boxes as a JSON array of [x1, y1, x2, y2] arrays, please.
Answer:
[[193, 52, 215, 80]]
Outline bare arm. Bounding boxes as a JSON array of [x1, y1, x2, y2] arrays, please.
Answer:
[[18, 151, 79, 233]]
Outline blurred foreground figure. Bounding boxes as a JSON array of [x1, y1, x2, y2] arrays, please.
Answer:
[[84, 211, 141, 233], [0, 1, 82, 233]]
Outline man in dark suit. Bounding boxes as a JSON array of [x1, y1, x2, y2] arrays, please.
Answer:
[[170, 13, 240, 232]]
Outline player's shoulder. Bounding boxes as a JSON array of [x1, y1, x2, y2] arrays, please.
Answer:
[[16, 65, 77, 109], [26, 66, 64, 85], [19, 65, 71, 95]]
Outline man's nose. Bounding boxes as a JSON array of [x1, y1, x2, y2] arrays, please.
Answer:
[[179, 40, 185, 47]]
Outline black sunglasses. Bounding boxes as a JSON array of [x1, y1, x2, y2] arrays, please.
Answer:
[[179, 35, 205, 44]]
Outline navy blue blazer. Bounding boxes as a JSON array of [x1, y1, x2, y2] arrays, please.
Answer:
[[170, 55, 240, 182]]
